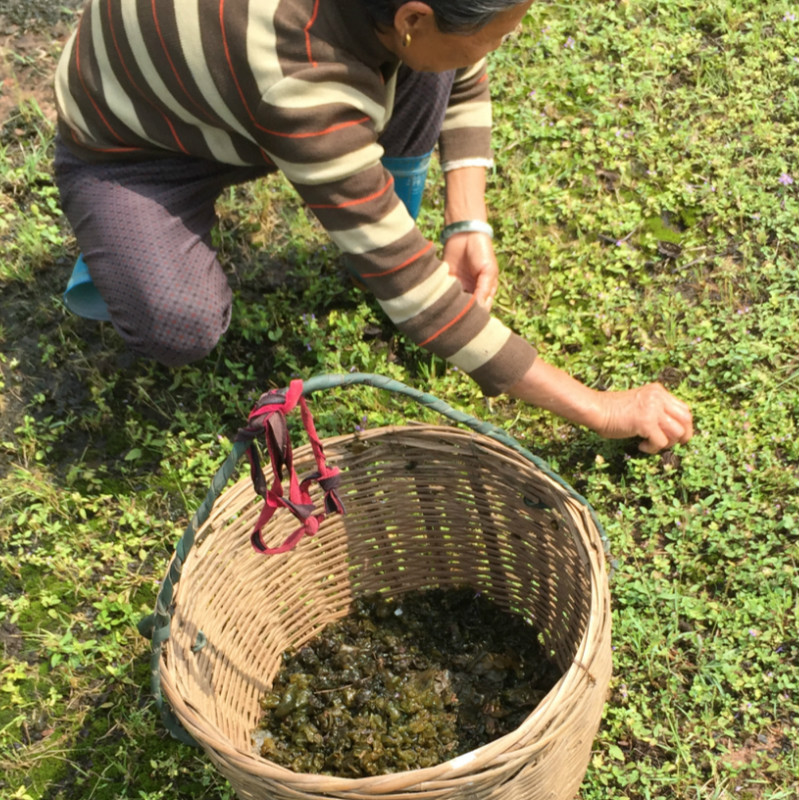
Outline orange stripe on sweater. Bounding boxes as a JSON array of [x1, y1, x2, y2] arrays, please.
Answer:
[[74, 20, 127, 145], [304, 0, 320, 67], [418, 293, 476, 347], [107, 0, 187, 154], [267, 116, 371, 138], [307, 176, 393, 210], [359, 241, 434, 279], [68, 128, 141, 154], [150, 0, 216, 124]]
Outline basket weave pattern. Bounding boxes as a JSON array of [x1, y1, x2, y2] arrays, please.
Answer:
[[159, 423, 612, 800]]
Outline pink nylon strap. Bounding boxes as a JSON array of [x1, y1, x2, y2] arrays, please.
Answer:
[[233, 380, 344, 555]]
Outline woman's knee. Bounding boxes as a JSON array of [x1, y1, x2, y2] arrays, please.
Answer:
[[116, 291, 232, 367]]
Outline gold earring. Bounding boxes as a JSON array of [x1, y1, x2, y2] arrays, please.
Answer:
[[403, 32, 411, 47]]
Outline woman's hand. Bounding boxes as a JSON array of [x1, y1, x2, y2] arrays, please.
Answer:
[[509, 359, 694, 453], [441, 165, 497, 308], [591, 382, 694, 453], [443, 231, 498, 310]]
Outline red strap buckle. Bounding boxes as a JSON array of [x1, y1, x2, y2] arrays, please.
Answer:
[[233, 380, 344, 555]]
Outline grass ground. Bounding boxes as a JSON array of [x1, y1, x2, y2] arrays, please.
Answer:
[[1, 1, 798, 799]]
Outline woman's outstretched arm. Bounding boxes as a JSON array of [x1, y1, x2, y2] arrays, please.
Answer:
[[508, 358, 694, 453]]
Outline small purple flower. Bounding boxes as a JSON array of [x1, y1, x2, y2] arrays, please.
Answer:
[[564, 36, 575, 49], [784, 12, 797, 22], [779, 172, 794, 185]]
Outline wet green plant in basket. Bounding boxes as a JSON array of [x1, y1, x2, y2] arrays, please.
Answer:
[[254, 587, 561, 777]]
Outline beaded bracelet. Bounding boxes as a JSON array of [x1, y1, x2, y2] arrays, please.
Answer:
[[440, 219, 494, 245]]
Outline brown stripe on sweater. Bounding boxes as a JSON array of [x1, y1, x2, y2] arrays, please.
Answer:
[[273, 0, 336, 74], [450, 63, 490, 100], [470, 335, 538, 397], [296, 162, 391, 208], [439, 126, 493, 165], [254, 103, 376, 162], [295, 164, 396, 227]]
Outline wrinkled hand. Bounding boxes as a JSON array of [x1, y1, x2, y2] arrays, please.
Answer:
[[593, 382, 694, 453], [443, 232, 498, 310]]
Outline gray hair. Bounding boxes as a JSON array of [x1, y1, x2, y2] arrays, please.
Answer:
[[366, 0, 527, 34]]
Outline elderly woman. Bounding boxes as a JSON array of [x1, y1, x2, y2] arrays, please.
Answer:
[[53, 0, 692, 452]]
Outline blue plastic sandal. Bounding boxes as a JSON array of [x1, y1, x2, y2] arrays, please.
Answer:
[[381, 150, 432, 220], [63, 254, 111, 321]]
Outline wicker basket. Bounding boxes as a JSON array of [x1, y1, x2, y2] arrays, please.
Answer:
[[142, 373, 612, 800]]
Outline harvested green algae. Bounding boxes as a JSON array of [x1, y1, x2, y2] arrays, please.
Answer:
[[254, 586, 561, 777]]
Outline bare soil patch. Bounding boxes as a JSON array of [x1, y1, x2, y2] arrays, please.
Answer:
[[0, 3, 80, 124]]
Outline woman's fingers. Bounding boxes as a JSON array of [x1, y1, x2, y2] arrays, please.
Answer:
[[596, 382, 694, 453], [637, 391, 695, 453], [474, 270, 496, 310], [638, 415, 687, 454]]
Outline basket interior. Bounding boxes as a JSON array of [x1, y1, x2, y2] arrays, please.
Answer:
[[164, 425, 602, 757]]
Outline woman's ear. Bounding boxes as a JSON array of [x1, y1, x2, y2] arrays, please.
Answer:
[[392, 2, 436, 39]]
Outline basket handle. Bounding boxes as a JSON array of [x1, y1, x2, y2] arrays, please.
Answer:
[[139, 371, 607, 745]]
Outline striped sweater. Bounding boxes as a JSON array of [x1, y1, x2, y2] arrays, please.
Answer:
[[54, 0, 537, 395]]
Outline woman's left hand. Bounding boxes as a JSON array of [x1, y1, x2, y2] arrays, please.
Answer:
[[443, 231, 499, 310]]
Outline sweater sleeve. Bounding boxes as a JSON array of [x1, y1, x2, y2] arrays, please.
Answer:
[[438, 59, 494, 170], [256, 66, 535, 396]]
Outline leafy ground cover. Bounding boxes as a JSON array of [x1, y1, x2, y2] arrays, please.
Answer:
[[1, 1, 797, 799]]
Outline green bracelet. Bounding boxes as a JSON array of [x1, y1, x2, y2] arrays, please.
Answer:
[[440, 219, 494, 244]]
